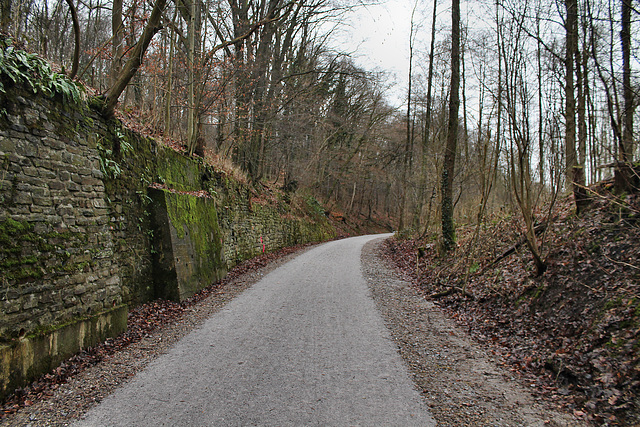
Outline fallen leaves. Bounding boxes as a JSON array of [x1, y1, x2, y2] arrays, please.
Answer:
[[382, 191, 640, 425]]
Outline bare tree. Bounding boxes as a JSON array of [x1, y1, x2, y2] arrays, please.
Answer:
[[441, 0, 460, 251], [565, 0, 588, 212], [398, 0, 419, 232], [617, 0, 636, 191]]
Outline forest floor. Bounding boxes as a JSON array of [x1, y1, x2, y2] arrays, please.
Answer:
[[383, 183, 640, 426]]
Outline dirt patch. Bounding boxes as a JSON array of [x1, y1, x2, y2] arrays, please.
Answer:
[[363, 238, 580, 426]]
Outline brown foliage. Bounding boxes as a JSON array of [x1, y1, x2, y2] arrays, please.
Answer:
[[383, 188, 640, 425]]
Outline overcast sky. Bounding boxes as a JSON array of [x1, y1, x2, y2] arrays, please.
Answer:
[[334, 0, 434, 109]]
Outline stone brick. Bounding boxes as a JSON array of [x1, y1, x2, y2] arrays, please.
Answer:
[[32, 196, 52, 206], [16, 141, 38, 158], [13, 193, 32, 205], [48, 181, 65, 191], [0, 137, 16, 153], [39, 169, 57, 180], [22, 166, 39, 177], [22, 295, 38, 310], [31, 187, 50, 198]]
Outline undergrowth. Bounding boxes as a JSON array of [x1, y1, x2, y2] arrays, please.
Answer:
[[384, 186, 640, 426]]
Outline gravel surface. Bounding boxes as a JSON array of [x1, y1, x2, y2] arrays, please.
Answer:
[[73, 235, 433, 426], [362, 238, 583, 426], [3, 236, 583, 426]]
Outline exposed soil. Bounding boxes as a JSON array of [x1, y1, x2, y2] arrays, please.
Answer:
[[382, 187, 640, 426]]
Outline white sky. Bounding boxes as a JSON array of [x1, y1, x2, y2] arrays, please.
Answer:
[[333, 0, 488, 111], [335, 0, 421, 109]]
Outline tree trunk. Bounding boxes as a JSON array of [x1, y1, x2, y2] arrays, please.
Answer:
[[617, 0, 636, 191], [111, 0, 123, 85], [441, 0, 460, 251], [565, 0, 587, 213], [186, 0, 198, 154], [164, 8, 177, 137], [99, 0, 167, 117], [64, 0, 80, 79], [399, 2, 417, 232], [418, 0, 438, 236]]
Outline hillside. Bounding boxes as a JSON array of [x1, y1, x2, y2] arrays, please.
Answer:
[[384, 186, 640, 425]]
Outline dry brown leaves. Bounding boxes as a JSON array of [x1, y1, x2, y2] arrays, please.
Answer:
[[382, 190, 640, 426]]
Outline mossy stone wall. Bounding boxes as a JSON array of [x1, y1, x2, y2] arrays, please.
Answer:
[[148, 150, 336, 301], [0, 87, 123, 341], [0, 57, 334, 396]]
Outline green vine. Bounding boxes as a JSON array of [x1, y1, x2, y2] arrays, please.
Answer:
[[96, 141, 122, 179]]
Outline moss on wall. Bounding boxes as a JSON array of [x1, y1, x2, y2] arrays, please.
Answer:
[[0, 39, 336, 397], [151, 189, 226, 301]]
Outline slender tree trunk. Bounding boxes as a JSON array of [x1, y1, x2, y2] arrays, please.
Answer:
[[536, 9, 544, 186], [399, 2, 418, 232], [419, 0, 438, 236], [111, 0, 123, 85], [618, 0, 636, 191], [576, 48, 587, 187], [164, 7, 177, 137], [441, 0, 460, 251], [100, 0, 167, 117], [187, 0, 198, 153], [64, 0, 80, 79], [565, 0, 587, 212]]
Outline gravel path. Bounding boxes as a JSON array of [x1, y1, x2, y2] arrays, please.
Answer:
[[73, 234, 434, 426], [2, 235, 583, 426]]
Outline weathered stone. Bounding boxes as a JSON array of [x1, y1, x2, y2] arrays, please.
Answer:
[[2, 300, 21, 314], [16, 141, 38, 157], [0, 137, 16, 152], [22, 295, 38, 310], [67, 182, 80, 192], [32, 196, 52, 206], [48, 181, 65, 191], [22, 166, 39, 177], [13, 192, 32, 204]]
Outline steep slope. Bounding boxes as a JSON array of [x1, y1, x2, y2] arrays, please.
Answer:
[[384, 187, 640, 425]]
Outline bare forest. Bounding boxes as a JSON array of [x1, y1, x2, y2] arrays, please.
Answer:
[[1, 0, 637, 241], [1, 0, 640, 423]]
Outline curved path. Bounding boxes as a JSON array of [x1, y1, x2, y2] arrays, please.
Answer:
[[76, 234, 435, 426]]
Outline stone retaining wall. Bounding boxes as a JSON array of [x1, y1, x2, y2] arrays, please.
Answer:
[[0, 64, 334, 398]]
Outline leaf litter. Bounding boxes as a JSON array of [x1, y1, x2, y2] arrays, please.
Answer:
[[382, 188, 640, 426]]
